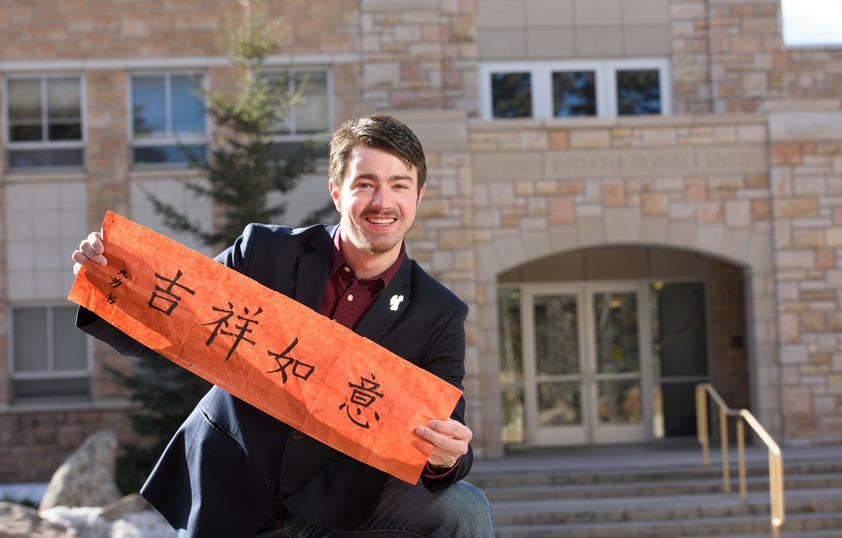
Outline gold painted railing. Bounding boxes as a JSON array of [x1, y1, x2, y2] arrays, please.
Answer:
[[695, 383, 785, 538]]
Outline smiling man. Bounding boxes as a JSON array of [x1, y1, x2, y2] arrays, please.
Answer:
[[72, 114, 494, 537]]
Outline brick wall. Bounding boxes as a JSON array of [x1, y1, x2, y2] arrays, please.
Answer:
[[768, 103, 842, 442]]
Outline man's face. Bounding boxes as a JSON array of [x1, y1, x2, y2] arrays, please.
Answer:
[[330, 145, 425, 261]]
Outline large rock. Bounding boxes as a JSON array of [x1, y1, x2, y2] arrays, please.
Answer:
[[0, 502, 73, 538], [38, 430, 123, 511]]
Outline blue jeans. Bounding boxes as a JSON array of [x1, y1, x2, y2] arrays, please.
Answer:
[[257, 477, 494, 537]]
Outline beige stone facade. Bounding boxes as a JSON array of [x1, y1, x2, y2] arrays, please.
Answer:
[[1, 0, 842, 482]]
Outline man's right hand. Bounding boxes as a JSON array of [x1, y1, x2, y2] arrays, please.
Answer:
[[72, 231, 107, 276]]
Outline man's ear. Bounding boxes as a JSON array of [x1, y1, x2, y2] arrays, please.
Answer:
[[329, 180, 341, 212], [417, 184, 426, 205]]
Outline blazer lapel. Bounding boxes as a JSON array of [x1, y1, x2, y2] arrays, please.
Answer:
[[293, 225, 335, 312], [354, 256, 412, 342]]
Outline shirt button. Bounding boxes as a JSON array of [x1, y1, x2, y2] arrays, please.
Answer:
[[344, 266, 351, 273], [291, 430, 304, 441], [347, 294, 354, 301]]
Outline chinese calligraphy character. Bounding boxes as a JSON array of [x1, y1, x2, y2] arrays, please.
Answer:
[[106, 293, 117, 305], [266, 338, 315, 383], [339, 374, 383, 429], [203, 303, 263, 361], [118, 269, 129, 279], [109, 277, 123, 289], [148, 269, 196, 316]]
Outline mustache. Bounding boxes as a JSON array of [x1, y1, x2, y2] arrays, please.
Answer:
[[361, 210, 400, 219]]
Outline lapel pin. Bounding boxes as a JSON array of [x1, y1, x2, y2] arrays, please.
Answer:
[[389, 294, 404, 311]]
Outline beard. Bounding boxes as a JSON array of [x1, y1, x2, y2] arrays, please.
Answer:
[[343, 210, 406, 255]]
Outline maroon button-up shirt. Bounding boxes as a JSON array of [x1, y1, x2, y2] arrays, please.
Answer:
[[319, 227, 404, 327]]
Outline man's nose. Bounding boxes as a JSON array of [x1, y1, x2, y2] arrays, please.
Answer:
[[370, 186, 392, 208]]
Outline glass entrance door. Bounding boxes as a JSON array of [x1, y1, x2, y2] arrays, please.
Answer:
[[524, 284, 651, 445]]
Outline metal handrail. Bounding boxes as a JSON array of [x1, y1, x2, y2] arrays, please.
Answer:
[[696, 383, 785, 538]]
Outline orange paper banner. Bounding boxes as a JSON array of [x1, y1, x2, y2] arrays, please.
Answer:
[[68, 212, 462, 484]]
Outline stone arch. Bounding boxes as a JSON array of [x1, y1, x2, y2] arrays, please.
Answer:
[[475, 215, 780, 457]]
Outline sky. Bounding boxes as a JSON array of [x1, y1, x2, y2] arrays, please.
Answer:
[[781, 0, 842, 46]]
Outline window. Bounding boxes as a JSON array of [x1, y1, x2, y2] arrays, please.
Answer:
[[130, 72, 207, 166], [480, 60, 671, 119], [10, 305, 90, 401], [4, 75, 85, 170], [262, 68, 331, 158]]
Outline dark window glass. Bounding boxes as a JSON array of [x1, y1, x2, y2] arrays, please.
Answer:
[[132, 76, 168, 138], [7, 148, 83, 168], [134, 144, 207, 165], [491, 72, 532, 118], [616, 69, 661, 115], [47, 78, 82, 140], [170, 75, 205, 137], [8, 79, 43, 142], [552, 71, 597, 117]]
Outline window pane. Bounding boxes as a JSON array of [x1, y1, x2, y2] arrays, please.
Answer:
[[133, 75, 167, 138], [498, 288, 522, 385], [7, 148, 84, 168], [598, 379, 643, 423], [14, 377, 89, 400], [53, 306, 87, 371], [170, 75, 205, 137], [134, 143, 206, 165], [538, 381, 581, 426], [501, 388, 525, 444], [534, 294, 579, 377], [616, 69, 661, 115], [47, 78, 81, 117], [8, 79, 43, 141], [294, 71, 329, 134], [47, 78, 82, 141], [14, 308, 48, 373], [651, 282, 708, 377], [491, 72, 532, 118], [553, 71, 596, 117], [593, 292, 640, 374], [657, 381, 698, 437]]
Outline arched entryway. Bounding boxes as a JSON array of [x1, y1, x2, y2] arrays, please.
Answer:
[[495, 246, 750, 448]]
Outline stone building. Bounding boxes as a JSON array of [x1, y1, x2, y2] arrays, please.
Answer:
[[1, 0, 842, 483]]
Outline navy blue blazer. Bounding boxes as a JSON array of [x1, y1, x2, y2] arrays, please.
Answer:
[[77, 223, 472, 537]]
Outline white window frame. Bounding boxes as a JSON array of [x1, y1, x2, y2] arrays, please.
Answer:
[[127, 71, 209, 167], [8, 303, 92, 402], [2, 73, 87, 171], [261, 66, 334, 142], [479, 59, 673, 120]]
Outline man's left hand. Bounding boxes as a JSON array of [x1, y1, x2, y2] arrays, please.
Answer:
[[416, 419, 472, 468]]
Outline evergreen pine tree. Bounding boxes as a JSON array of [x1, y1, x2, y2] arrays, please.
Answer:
[[112, 0, 328, 493]]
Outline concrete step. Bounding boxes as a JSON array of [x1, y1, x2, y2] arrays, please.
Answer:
[[473, 457, 842, 490], [491, 487, 842, 528], [494, 512, 842, 538], [482, 472, 842, 502]]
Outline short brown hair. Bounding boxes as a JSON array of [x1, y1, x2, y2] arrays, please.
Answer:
[[329, 114, 427, 193]]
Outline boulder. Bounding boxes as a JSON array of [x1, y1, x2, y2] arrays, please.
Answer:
[[0, 502, 73, 538], [38, 430, 123, 511]]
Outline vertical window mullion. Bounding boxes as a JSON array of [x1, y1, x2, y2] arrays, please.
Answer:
[[165, 73, 173, 137], [40, 77, 49, 142], [288, 70, 297, 135], [46, 306, 55, 373], [532, 68, 552, 119]]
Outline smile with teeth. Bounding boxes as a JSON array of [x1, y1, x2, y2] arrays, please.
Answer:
[[366, 216, 397, 226]]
